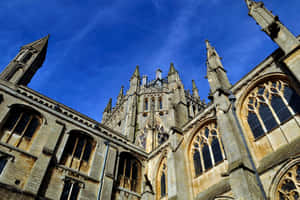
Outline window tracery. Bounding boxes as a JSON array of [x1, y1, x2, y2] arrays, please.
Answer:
[[190, 122, 225, 178], [156, 157, 167, 200], [244, 79, 300, 139], [275, 163, 300, 200]]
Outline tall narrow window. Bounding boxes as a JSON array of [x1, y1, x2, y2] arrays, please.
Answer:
[[159, 97, 163, 110], [117, 153, 141, 193], [156, 157, 167, 200], [144, 98, 148, 111], [61, 132, 94, 173], [202, 143, 212, 170], [161, 172, 166, 197], [60, 179, 81, 200], [193, 150, 202, 176], [211, 137, 223, 164], [190, 122, 225, 178], [1, 106, 41, 150], [243, 79, 300, 140]]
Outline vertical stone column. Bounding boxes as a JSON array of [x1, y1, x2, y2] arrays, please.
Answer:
[[24, 121, 65, 195], [215, 93, 265, 200], [167, 128, 191, 200], [100, 147, 117, 200]]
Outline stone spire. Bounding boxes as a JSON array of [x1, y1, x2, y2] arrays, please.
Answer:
[[245, 0, 299, 54], [192, 80, 200, 99], [0, 35, 49, 85], [205, 40, 231, 95]]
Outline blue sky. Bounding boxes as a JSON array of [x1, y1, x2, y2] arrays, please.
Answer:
[[0, 0, 300, 121]]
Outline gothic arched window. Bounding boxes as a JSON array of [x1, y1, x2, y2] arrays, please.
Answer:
[[244, 79, 300, 139], [156, 157, 167, 200], [190, 122, 225, 178], [1, 106, 41, 150], [117, 153, 141, 193], [60, 131, 95, 173]]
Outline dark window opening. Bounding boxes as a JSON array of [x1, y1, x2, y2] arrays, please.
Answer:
[[202, 143, 213, 170], [212, 138, 223, 164], [193, 150, 202, 176]]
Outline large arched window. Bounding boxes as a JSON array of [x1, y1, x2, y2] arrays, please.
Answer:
[[156, 157, 167, 200], [243, 79, 300, 139], [60, 131, 95, 173], [117, 152, 141, 193], [1, 105, 41, 150], [190, 122, 225, 178]]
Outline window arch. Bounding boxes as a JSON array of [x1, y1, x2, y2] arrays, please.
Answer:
[[1, 105, 41, 150], [117, 152, 141, 193], [243, 79, 300, 140], [156, 157, 167, 200], [60, 131, 95, 173], [190, 122, 225, 178]]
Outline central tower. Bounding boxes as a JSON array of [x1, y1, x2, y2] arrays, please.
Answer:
[[101, 63, 206, 152]]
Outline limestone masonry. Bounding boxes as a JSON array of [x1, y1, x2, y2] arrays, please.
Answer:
[[0, 0, 299, 199]]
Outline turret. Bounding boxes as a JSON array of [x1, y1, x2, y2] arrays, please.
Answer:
[[205, 40, 231, 97], [245, 0, 299, 54], [0, 35, 49, 85]]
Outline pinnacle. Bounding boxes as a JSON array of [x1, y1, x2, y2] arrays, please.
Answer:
[[168, 62, 176, 74], [192, 80, 197, 90], [118, 85, 124, 96], [132, 65, 140, 78], [22, 35, 49, 52], [104, 98, 112, 112]]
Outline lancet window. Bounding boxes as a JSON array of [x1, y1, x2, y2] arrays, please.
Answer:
[[1, 106, 41, 150], [60, 131, 95, 173], [117, 153, 141, 193], [156, 157, 167, 200], [244, 79, 300, 139], [190, 122, 225, 177]]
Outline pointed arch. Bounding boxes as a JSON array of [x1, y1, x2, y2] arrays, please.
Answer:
[[238, 73, 300, 140], [188, 120, 225, 178]]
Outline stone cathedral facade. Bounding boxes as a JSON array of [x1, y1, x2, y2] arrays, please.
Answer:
[[0, 1, 299, 199]]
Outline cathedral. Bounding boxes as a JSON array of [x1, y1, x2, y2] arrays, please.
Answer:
[[0, 0, 299, 199]]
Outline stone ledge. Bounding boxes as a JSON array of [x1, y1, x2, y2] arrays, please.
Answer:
[[195, 178, 230, 200]]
